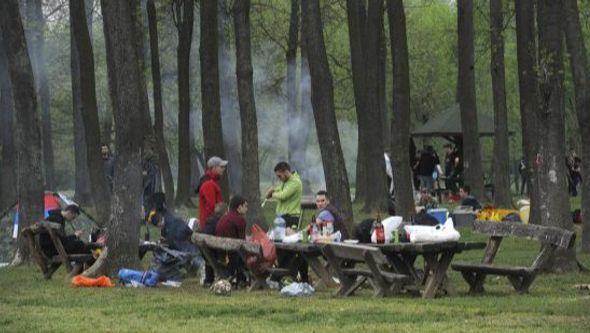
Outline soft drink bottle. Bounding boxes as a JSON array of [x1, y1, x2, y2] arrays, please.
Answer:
[[375, 221, 385, 244]]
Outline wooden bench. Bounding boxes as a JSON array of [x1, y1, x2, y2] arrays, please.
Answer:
[[192, 233, 269, 291], [21, 221, 95, 281], [322, 243, 410, 297], [451, 221, 575, 294]]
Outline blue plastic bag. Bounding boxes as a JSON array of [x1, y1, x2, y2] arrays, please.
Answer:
[[118, 268, 159, 287]]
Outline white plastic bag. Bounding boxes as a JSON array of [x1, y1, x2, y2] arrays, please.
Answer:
[[404, 218, 460, 243], [282, 232, 302, 243], [280, 282, 315, 297], [371, 216, 403, 243]]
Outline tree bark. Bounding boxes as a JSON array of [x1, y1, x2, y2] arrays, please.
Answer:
[[302, 0, 353, 229], [362, 0, 388, 213], [515, 0, 540, 225], [233, 0, 262, 226], [563, 0, 590, 253], [457, 0, 484, 198], [94, 0, 146, 275], [200, 0, 229, 198], [536, 0, 576, 272], [147, 0, 175, 208], [173, 0, 194, 207], [219, 1, 242, 195], [489, 0, 511, 208], [346, 0, 369, 204], [0, 33, 17, 210], [70, 0, 93, 206], [287, 0, 302, 174], [70, 0, 111, 226], [0, 0, 44, 262], [387, 0, 415, 220], [24, 0, 54, 189], [299, 32, 314, 192]]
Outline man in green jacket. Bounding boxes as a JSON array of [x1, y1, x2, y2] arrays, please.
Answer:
[[266, 161, 308, 283], [265, 161, 303, 229]]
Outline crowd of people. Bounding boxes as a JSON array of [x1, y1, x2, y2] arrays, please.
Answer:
[[411, 143, 463, 196]]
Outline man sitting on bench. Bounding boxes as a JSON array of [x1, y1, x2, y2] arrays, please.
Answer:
[[215, 195, 249, 286], [39, 204, 89, 257]]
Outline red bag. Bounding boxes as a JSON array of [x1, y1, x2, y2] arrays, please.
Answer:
[[246, 224, 277, 275]]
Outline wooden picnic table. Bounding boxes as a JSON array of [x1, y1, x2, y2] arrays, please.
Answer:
[[273, 242, 338, 288], [370, 241, 486, 298]]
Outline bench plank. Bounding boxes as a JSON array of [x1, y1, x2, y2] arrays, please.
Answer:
[[473, 221, 575, 248]]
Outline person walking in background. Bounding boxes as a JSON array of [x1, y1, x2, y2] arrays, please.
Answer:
[[416, 146, 437, 192], [100, 143, 114, 191], [198, 156, 227, 231], [566, 149, 582, 197]]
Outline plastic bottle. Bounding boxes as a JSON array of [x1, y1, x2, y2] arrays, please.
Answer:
[[273, 216, 286, 242], [375, 221, 385, 244], [325, 221, 334, 235]]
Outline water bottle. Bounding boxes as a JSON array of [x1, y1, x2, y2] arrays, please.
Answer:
[[273, 216, 286, 242], [325, 221, 334, 235]]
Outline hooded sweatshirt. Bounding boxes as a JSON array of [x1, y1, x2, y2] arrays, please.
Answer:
[[271, 171, 302, 216], [199, 170, 223, 230]]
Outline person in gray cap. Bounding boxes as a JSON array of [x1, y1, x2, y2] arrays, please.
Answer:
[[198, 156, 228, 231]]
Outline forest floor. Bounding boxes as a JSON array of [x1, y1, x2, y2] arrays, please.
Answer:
[[1, 203, 589, 332]]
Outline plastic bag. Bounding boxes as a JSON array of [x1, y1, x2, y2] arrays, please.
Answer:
[[117, 268, 159, 287], [246, 224, 277, 275], [371, 216, 403, 243], [280, 282, 315, 297], [404, 218, 460, 243], [71, 275, 113, 288]]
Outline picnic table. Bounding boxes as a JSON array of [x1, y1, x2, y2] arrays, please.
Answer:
[[371, 241, 486, 298], [273, 242, 338, 288]]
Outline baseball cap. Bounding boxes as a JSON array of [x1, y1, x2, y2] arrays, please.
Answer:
[[207, 156, 228, 168]]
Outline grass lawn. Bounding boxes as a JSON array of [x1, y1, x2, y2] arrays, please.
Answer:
[[1, 204, 590, 332]]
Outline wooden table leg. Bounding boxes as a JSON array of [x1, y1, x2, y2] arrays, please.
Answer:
[[422, 251, 455, 299], [304, 255, 338, 289]]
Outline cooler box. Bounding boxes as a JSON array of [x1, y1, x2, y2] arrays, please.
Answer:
[[427, 208, 448, 225], [452, 206, 476, 227]]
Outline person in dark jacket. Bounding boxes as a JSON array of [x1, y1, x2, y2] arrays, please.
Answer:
[[215, 195, 248, 286], [40, 205, 88, 257], [202, 202, 228, 285], [459, 185, 482, 211], [315, 190, 349, 240]]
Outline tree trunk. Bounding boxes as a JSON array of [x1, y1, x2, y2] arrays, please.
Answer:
[[147, 0, 175, 208], [92, 0, 146, 275], [302, 0, 353, 229], [536, 0, 577, 272], [515, 0, 541, 225], [71, 0, 111, 226], [346, 0, 369, 204], [362, 0, 388, 213], [564, 0, 590, 253], [200, 0, 229, 198], [219, 1, 242, 195], [287, 0, 302, 174], [0, 0, 44, 263], [174, 0, 194, 207], [378, 22, 389, 148], [298, 35, 314, 193], [70, 1, 93, 206], [24, 0, 54, 189], [233, 0, 262, 226], [387, 0, 415, 220], [0, 33, 17, 210], [489, 0, 511, 208], [457, 0, 484, 198]]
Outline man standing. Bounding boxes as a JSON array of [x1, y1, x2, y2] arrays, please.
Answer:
[[315, 190, 349, 240], [100, 144, 114, 191], [265, 162, 302, 229], [198, 156, 227, 231]]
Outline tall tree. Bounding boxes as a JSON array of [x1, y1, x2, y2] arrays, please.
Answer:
[[0, 33, 17, 210], [489, 0, 511, 207], [362, 0, 388, 213], [457, 0, 484, 198], [345, 0, 369, 204], [0, 0, 44, 263], [298, 23, 314, 191], [147, 0, 175, 207], [286, 0, 302, 175], [172, 0, 193, 207], [233, 0, 262, 225], [24, 0, 55, 189], [219, 0, 243, 195], [564, 0, 590, 252], [70, 0, 111, 226], [387, 0, 415, 220], [90, 0, 146, 275], [536, 0, 576, 272], [70, 0, 93, 206], [302, 0, 353, 228], [200, 0, 229, 197], [515, 0, 540, 224]]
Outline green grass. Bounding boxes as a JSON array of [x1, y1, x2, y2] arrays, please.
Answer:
[[2, 204, 590, 332]]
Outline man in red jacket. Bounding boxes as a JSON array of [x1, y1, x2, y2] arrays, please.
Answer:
[[198, 156, 227, 231]]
